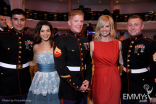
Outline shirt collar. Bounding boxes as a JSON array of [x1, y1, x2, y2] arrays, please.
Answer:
[[130, 34, 143, 41], [11, 28, 25, 36], [0, 27, 4, 31], [68, 30, 81, 38]]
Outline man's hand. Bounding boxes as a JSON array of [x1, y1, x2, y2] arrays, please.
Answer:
[[79, 80, 90, 92]]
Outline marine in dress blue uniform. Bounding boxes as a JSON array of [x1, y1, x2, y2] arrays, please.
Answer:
[[121, 15, 156, 104], [0, 9, 33, 104], [54, 10, 92, 104]]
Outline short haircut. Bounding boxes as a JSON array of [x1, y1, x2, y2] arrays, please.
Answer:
[[53, 28, 58, 32], [10, 9, 26, 19], [68, 10, 84, 20], [128, 15, 143, 22], [24, 27, 30, 31], [94, 15, 116, 41], [120, 31, 125, 36]]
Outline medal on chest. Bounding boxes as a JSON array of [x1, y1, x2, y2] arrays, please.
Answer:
[[83, 42, 90, 50], [134, 44, 145, 53], [25, 40, 33, 49]]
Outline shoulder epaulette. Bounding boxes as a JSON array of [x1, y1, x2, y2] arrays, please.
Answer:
[[60, 33, 68, 38], [143, 36, 153, 42]]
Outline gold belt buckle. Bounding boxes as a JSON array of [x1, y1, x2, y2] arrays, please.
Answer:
[[16, 64, 23, 69], [126, 68, 131, 73], [128, 69, 131, 73]]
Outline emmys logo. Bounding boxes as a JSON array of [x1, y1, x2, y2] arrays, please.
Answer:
[[123, 84, 153, 102], [143, 84, 153, 101]]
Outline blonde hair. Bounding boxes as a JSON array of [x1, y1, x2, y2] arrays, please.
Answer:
[[94, 15, 116, 41], [68, 10, 84, 20]]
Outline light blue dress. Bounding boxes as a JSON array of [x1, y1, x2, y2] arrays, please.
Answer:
[[26, 53, 60, 104]]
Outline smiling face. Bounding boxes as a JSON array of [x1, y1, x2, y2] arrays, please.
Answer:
[[11, 14, 26, 32], [40, 25, 51, 41], [127, 18, 144, 37], [68, 15, 84, 34], [100, 21, 111, 37]]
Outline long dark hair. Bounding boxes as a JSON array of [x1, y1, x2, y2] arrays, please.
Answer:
[[34, 20, 54, 47]]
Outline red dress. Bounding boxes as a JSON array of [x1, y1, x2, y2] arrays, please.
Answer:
[[92, 40, 121, 104]]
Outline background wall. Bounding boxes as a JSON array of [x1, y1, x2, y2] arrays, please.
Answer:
[[25, 1, 156, 14], [4, 0, 156, 13], [3, 0, 156, 39]]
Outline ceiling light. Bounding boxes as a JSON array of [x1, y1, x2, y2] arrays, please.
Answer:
[[116, 1, 118, 3], [78, 1, 79, 2], [60, 0, 62, 1], [99, 1, 101, 3]]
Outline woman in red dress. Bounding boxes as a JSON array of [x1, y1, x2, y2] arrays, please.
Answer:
[[90, 15, 123, 104]]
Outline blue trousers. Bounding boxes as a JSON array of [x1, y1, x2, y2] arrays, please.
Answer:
[[61, 97, 87, 104], [0, 94, 27, 104]]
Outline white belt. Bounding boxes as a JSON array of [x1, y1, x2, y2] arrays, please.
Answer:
[[67, 66, 80, 71], [123, 67, 148, 73], [0, 62, 29, 69]]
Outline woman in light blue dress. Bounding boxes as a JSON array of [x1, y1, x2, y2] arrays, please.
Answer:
[[26, 20, 60, 104]]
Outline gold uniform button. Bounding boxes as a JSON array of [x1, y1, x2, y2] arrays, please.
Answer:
[[19, 37, 21, 39], [1, 73, 3, 75], [129, 50, 131, 52], [131, 41, 134, 44], [19, 51, 21, 53], [75, 34, 76, 37], [82, 63, 83, 65], [16, 33, 18, 35], [29, 49, 31, 51], [143, 79, 144, 81], [19, 56, 21, 58], [127, 60, 130, 62], [81, 53, 83, 55], [19, 46, 22, 49], [127, 65, 130, 67], [69, 79, 71, 82], [81, 58, 83, 60], [72, 50, 74, 52], [137, 53, 139, 55], [22, 33, 23, 35], [128, 55, 130, 57], [19, 61, 21, 63], [135, 37, 137, 40], [76, 86, 78, 88], [81, 67, 84, 70], [81, 48, 83, 51], [19, 41, 22, 44], [8, 48, 10, 50], [78, 39, 80, 41], [73, 83, 75, 85], [130, 45, 132, 48], [80, 43, 81, 46]]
